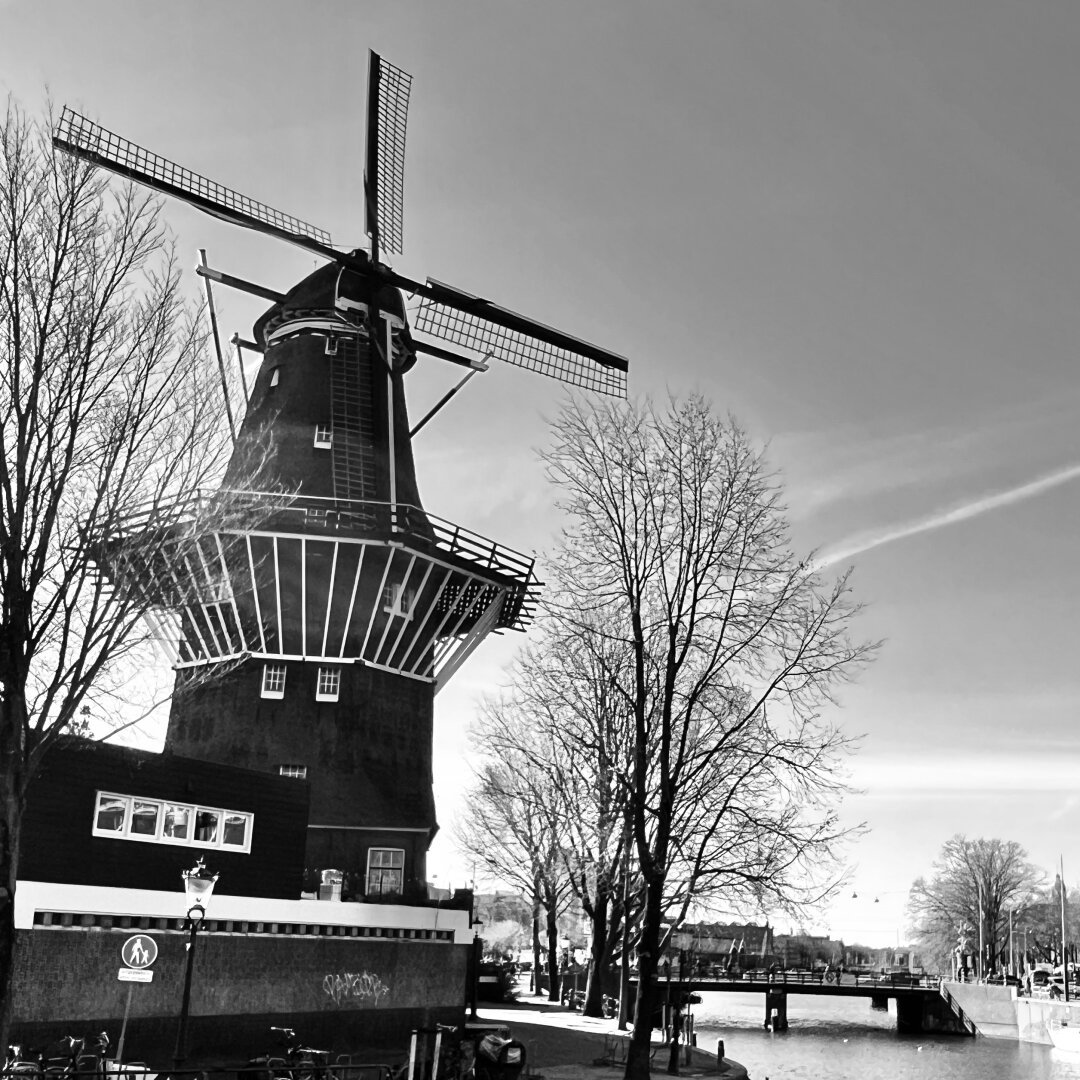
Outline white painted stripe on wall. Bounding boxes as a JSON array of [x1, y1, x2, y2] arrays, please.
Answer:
[[14, 880, 472, 943]]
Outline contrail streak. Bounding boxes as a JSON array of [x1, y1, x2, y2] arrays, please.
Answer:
[[819, 459, 1080, 568]]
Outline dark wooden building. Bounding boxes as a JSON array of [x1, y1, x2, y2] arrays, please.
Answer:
[[21, 739, 309, 899]]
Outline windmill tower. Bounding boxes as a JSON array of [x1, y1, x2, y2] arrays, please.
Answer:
[[54, 53, 628, 898]]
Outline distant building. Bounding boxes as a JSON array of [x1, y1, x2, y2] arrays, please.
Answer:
[[677, 921, 774, 970]]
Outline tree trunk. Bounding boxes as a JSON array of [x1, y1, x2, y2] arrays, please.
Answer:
[[531, 881, 543, 997], [545, 905, 561, 1002], [625, 878, 664, 1080], [583, 888, 610, 1017], [0, 707, 27, 1052]]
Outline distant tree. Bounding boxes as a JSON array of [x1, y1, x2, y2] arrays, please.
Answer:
[[0, 99, 260, 1044], [907, 836, 1045, 975], [456, 713, 573, 1001], [500, 617, 638, 1018], [1014, 878, 1080, 968], [479, 918, 528, 959], [539, 396, 874, 1080]]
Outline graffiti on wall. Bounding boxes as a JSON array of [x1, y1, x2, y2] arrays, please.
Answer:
[[323, 971, 391, 1006]]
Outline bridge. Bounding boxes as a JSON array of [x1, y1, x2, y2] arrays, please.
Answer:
[[652, 971, 977, 1035]]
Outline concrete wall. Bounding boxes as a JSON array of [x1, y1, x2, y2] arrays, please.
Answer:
[[11, 925, 467, 1061], [1015, 997, 1080, 1045], [11, 881, 473, 1061], [940, 982, 1019, 1039]]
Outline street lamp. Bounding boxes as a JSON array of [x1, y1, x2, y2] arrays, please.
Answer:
[[559, 936, 571, 1005], [468, 913, 484, 1022], [174, 858, 219, 1068]]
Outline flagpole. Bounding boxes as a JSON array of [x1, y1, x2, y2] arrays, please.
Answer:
[[1062, 854, 1070, 1004]]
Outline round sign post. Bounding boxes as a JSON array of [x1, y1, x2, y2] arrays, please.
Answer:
[[117, 935, 158, 1062]]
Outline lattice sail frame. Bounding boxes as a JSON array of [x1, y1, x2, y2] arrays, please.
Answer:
[[366, 53, 412, 257], [415, 299, 627, 396], [53, 107, 333, 248]]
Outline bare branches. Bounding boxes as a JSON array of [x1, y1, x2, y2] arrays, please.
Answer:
[[542, 396, 873, 910], [0, 99, 238, 762], [906, 835, 1045, 973], [462, 394, 873, 1059], [1, 95, 240, 1043]]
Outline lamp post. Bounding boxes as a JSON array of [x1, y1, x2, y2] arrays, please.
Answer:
[[174, 858, 219, 1069], [559, 935, 571, 1005], [468, 909, 483, 1022]]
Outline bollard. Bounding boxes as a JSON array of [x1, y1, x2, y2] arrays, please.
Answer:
[[717, 1039, 725, 1064]]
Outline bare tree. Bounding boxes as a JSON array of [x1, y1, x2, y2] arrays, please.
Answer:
[[541, 395, 874, 1079], [456, 716, 573, 1001], [506, 619, 637, 1017], [0, 100, 247, 1042], [907, 835, 1045, 976], [1018, 879, 1080, 969]]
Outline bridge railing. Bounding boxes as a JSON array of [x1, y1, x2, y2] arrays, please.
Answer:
[[680, 969, 940, 990]]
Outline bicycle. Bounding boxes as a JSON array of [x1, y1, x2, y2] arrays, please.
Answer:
[[4, 1042, 43, 1080], [401, 1025, 475, 1080], [5, 1032, 110, 1080], [247, 1027, 332, 1080]]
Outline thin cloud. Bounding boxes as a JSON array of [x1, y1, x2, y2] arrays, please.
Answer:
[[819, 460, 1080, 568], [852, 752, 1080, 794]]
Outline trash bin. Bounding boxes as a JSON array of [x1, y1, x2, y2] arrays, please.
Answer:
[[476, 1035, 526, 1080]]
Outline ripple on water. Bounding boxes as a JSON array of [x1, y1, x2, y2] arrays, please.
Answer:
[[688, 990, 1077, 1080]]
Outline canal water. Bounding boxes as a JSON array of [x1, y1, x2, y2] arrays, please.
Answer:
[[691, 990, 1080, 1079]]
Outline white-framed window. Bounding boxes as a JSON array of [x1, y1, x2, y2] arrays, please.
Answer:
[[222, 812, 250, 847], [130, 799, 160, 837], [164, 803, 191, 840], [366, 847, 405, 896], [316, 667, 341, 702], [278, 764, 308, 780], [92, 791, 253, 853], [193, 808, 220, 844], [261, 663, 286, 699], [314, 425, 333, 448], [382, 583, 415, 619], [269, 367, 281, 388], [95, 794, 128, 834]]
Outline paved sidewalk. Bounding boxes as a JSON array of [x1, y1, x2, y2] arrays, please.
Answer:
[[474, 999, 748, 1080]]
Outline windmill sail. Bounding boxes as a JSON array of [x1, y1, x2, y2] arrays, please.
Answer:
[[414, 283, 628, 397], [53, 107, 334, 253], [365, 51, 412, 259]]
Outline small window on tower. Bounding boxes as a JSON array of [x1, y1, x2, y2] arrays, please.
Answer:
[[278, 764, 308, 780], [314, 425, 333, 448], [382, 583, 415, 619], [269, 367, 281, 388], [316, 667, 341, 702], [261, 664, 286, 699]]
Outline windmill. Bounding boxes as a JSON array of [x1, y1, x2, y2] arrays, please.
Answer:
[[52, 52, 629, 894]]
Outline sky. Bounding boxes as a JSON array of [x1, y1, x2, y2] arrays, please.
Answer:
[[4, 0, 1079, 948]]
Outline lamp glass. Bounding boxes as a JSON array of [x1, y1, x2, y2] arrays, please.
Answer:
[[182, 864, 219, 910]]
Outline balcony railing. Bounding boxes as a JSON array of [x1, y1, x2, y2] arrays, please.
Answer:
[[102, 489, 538, 591]]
